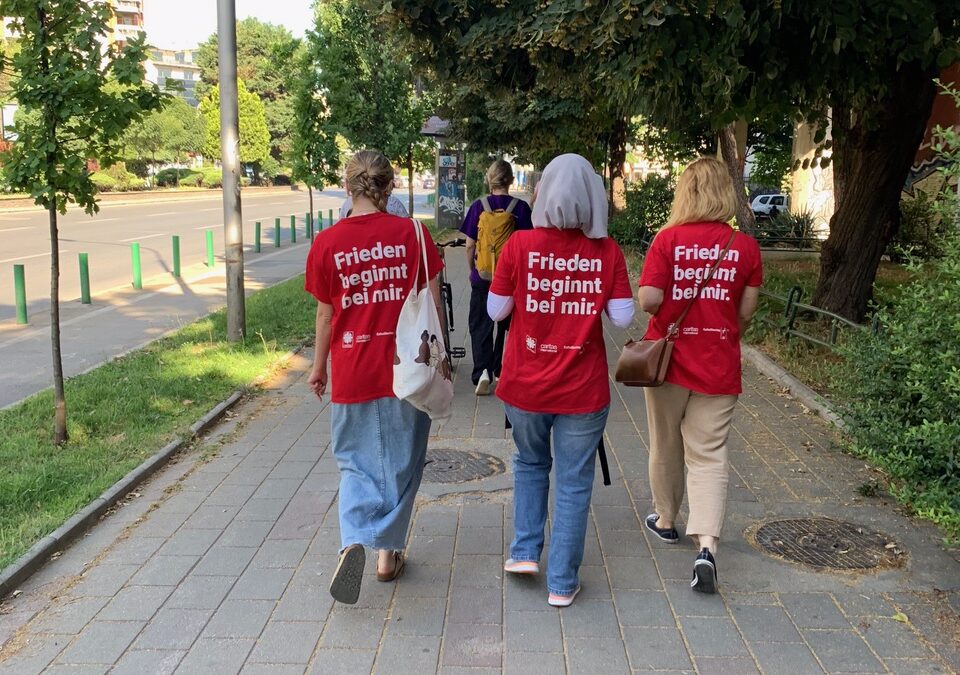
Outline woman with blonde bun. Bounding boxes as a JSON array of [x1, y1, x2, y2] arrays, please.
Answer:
[[305, 150, 444, 604]]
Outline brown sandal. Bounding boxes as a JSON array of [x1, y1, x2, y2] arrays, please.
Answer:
[[376, 551, 405, 582]]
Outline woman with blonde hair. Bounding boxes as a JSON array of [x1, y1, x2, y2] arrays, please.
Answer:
[[460, 159, 533, 395], [637, 157, 762, 593], [305, 150, 444, 604]]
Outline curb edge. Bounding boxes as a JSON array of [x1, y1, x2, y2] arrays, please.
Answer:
[[741, 342, 844, 429], [0, 390, 246, 599]]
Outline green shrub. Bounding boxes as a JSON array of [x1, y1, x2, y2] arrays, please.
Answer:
[[833, 231, 960, 541], [201, 167, 222, 188], [745, 209, 817, 248], [154, 168, 199, 187], [91, 163, 145, 192], [609, 173, 674, 250], [889, 191, 947, 262], [90, 171, 117, 192], [179, 173, 204, 187]]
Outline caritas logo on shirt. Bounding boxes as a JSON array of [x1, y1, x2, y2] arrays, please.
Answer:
[[672, 243, 740, 301]]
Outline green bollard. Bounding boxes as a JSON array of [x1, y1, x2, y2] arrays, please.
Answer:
[[305, 212, 312, 241], [205, 230, 215, 267], [317, 210, 322, 233], [79, 253, 91, 304], [172, 236, 181, 278], [13, 264, 27, 324], [254, 221, 261, 253], [329, 209, 333, 228], [274, 218, 281, 247], [291, 214, 297, 243], [131, 243, 142, 289]]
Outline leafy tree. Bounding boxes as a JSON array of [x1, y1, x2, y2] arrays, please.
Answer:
[[310, 0, 432, 213], [0, 0, 162, 444], [289, 46, 340, 222], [124, 98, 204, 184], [195, 18, 298, 163], [385, 0, 960, 321], [200, 79, 270, 179], [162, 98, 205, 184]]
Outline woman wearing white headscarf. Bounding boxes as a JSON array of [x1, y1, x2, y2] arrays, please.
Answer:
[[487, 153, 634, 606]]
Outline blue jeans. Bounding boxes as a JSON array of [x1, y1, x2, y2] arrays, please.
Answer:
[[331, 397, 431, 551], [505, 403, 610, 595]]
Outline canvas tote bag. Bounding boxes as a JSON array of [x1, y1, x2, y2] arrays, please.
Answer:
[[393, 220, 454, 420]]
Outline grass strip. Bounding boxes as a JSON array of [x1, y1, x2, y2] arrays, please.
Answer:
[[0, 275, 316, 569]]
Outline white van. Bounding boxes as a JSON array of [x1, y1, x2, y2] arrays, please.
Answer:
[[751, 193, 788, 218]]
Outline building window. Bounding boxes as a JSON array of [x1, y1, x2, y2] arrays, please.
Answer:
[[175, 52, 185, 63]]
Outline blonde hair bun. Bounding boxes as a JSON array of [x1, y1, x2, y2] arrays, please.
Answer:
[[486, 159, 514, 192], [345, 150, 395, 212]]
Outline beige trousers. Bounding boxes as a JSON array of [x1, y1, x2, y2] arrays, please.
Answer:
[[644, 382, 738, 539]]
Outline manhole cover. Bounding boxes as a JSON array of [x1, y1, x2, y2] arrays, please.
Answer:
[[750, 518, 905, 570], [423, 448, 506, 483]]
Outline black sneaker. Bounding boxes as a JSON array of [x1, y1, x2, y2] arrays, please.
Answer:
[[691, 548, 718, 594], [329, 543, 365, 604], [644, 514, 680, 544]]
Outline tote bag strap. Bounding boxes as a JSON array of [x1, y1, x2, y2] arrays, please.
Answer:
[[667, 229, 738, 339], [410, 218, 430, 293]]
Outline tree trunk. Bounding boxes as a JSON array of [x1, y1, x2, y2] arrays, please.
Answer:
[[49, 200, 67, 445], [812, 62, 938, 322], [407, 147, 414, 216], [719, 122, 756, 230], [608, 115, 628, 213]]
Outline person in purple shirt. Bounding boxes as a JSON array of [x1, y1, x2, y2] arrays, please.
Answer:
[[459, 160, 533, 395]]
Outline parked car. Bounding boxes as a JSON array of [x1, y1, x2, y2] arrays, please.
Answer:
[[752, 193, 789, 218], [421, 175, 436, 189]]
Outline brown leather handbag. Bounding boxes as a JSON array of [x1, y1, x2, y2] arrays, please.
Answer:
[[615, 231, 737, 387]]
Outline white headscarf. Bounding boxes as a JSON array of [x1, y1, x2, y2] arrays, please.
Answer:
[[531, 153, 608, 239]]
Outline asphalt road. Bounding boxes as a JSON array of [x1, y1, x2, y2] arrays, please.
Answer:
[[0, 187, 434, 407], [0, 187, 432, 321]]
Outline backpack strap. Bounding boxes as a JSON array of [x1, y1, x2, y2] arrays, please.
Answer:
[[505, 198, 519, 214], [480, 196, 492, 212]]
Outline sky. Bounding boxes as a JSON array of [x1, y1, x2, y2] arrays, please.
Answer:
[[144, 0, 314, 50]]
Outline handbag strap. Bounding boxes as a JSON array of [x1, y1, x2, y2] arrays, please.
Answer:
[[411, 218, 429, 291], [667, 229, 738, 338]]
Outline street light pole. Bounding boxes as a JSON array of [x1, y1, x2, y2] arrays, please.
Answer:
[[217, 0, 245, 341]]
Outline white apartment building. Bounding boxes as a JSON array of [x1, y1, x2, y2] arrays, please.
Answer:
[[145, 48, 202, 107]]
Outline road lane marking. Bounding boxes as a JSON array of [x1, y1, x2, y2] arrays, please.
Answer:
[[120, 233, 165, 243], [0, 250, 68, 264], [0, 227, 31, 233], [193, 224, 222, 230], [146, 211, 178, 217]]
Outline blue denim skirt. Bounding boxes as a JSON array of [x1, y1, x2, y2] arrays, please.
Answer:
[[331, 397, 431, 550]]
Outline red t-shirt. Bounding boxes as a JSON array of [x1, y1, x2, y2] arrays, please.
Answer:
[[491, 229, 633, 414], [304, 213, 443, 404], [639, 222, 762, 395]]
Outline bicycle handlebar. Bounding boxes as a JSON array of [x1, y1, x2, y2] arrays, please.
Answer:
[[438, 238, 466, 248]]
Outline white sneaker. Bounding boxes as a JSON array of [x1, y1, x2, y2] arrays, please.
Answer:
[[475, 370, 491, 396]]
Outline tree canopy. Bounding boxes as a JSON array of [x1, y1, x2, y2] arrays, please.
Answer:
[[383, 0, 960, 320], [195, 18, 299, 162], [125, 97, 204, 172], [288, 46, 340, 194], [200, 78, 270, 169], [309, 0, 430, 168]]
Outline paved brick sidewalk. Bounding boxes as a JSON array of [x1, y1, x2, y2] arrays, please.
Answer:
[[0, 252, 958, 674]]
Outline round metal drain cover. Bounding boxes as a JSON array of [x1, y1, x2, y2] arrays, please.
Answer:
[[423, 448, 505, 484], [751, 518, 905, 570]]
